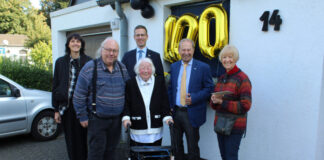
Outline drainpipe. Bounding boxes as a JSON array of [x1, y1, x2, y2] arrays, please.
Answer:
[[114, 0, 128, 58]]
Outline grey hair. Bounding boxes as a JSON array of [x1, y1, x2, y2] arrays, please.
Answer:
[[96, 37, 118, 57], [218, 44, 240, 62], [178, 38, 195, 51], [134, 58, 156, 76]]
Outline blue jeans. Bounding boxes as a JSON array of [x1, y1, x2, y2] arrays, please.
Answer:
[[217, 133, 243, 160], [87, 114, 121, 160]]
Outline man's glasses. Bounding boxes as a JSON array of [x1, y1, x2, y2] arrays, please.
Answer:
[[102, 47, 118, 53], [135, 34, 147, 37]]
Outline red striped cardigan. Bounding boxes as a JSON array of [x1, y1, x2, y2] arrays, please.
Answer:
[[210, 65, 252, 134]]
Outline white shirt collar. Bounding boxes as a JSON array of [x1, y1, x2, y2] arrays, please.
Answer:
[[136, 47, 147, 53], [181, 59, 193, 66]]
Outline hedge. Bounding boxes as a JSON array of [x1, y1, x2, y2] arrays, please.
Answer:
[[0, 57, 52, 91]]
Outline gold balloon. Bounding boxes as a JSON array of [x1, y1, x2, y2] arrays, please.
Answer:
[[198, 4, 228, 59], [170, 13, 199, 61], [164, 16, 177, 63]]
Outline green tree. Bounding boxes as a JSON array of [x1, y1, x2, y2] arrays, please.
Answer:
[[40, 0, 69, 27], [29, 41, 52, 70], [0, 0, 31, 34], [25, 9, 51, 48], [0, 0, 51, 48]]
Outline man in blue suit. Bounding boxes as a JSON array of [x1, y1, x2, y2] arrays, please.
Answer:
[[168, 39, 213, 160], [122, 25, 164, 78]]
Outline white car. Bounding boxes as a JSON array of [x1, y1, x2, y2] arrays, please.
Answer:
[[0, 74, 59, 141]]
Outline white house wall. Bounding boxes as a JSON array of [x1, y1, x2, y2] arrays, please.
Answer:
[[231, 0, 324, 160], [51, 0, 324, 159]]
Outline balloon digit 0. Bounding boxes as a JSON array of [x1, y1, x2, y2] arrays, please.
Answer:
[[199, 4, 228, 59]]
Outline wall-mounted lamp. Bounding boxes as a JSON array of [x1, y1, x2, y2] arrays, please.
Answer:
[[130, 0, 154, 19]]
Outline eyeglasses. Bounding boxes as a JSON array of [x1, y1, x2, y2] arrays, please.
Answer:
[[135, 34, 147, 37], [102, 47, 118, 53]]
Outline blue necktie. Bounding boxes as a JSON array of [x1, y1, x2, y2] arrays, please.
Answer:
[[138, 50, 143, 61]]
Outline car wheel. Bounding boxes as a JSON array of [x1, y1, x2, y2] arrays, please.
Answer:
[[31, 110, 59, 141]]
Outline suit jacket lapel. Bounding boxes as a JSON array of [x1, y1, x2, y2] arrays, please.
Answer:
[[150, 76, 158, 109], [130, 49, 137, 67], [133, 78, 145, 107], [174, 61, 181, 88], [188, 59, 197, 92], [146, 49, 152, 59]]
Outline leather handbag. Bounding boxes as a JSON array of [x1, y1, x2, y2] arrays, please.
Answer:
[[214, 112, 245, 135]]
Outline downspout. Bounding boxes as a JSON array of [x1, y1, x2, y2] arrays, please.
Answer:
[[115, 0, 128, 58]]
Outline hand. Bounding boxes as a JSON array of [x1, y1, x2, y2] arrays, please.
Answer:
[[165, 118, 174, 125], [54, 112, 61, 123], [80, 120, 88, 128], [185, 93, 192, 105], [122, 120, 131, 129], [211, 94, 223, 104]]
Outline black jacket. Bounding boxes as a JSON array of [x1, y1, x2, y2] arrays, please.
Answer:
[[123, 76, 171, 130], [52, 54, 91, 111], [122, 49, 164, 78]]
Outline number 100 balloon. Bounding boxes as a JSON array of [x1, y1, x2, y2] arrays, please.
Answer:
[[164, 4, 228, 62]]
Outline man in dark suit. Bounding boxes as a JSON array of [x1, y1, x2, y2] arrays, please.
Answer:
[[122, 25, 164, 78], [168, 38, 213, 160]]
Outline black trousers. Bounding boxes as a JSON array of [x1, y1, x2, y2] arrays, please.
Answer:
[[87, 114, 121, 160], [61, 106, 88, 160], [173, 107, 200, 160]]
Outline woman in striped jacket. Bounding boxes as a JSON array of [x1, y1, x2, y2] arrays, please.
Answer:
[[210, 45, 252, 160]]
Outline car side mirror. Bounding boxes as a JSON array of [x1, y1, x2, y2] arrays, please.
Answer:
[[13, 88, 21, 97]]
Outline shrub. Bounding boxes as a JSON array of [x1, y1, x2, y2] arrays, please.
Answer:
[[29, 41, 53, 71], [0, 57, 52, 91]]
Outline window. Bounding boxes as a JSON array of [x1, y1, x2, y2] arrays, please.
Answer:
[[0, 79, 12, 97]]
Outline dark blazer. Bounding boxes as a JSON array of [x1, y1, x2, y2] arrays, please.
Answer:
[[52, 54, 91, 111], [168, 59, 214, 127], [123, 75, 171, 130], [122, 48, 164, 78]]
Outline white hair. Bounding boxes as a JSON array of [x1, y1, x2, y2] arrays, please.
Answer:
[[134, 58, 156, 75], [96, 37, 118, 57]]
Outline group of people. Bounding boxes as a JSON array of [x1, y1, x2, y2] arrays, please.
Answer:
[[52, 25, 252, 160]]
